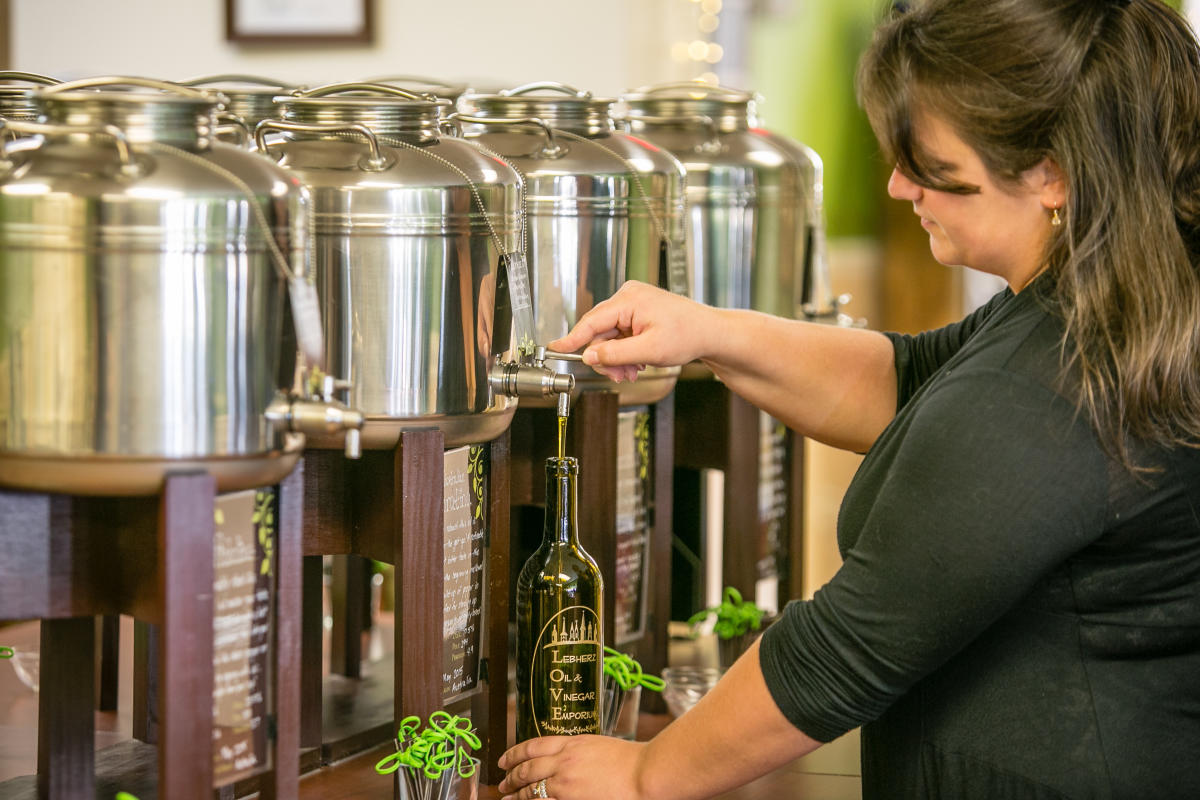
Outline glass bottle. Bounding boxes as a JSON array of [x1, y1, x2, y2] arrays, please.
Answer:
[[516, 456, 604, 741]]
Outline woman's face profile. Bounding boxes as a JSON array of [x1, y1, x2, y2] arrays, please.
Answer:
[[886, 114, 1057, 291]]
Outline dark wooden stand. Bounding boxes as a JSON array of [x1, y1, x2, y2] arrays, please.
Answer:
[[0, 468, 303, 800], [298, 430, 512, 787], [673, 378, 805, 611], [509, 390, 675, 714]]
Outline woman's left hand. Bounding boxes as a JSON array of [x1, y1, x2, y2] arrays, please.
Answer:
[[498, 734, 646, 800]]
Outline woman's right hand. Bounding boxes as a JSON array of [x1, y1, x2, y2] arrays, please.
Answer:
[[549, 281, 718, 383]]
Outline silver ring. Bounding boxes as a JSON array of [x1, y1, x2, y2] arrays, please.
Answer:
[[533, 778, 549, 798]]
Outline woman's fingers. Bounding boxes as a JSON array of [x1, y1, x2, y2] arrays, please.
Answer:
[[498, 755, 563, 798], [548, 280, 713, 375], [498, 736, 566, 771], [549, 297, 635, 354]]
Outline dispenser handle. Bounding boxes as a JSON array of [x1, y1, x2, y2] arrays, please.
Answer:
[[538, 347, 584, 364], [626, 81, 750, 99], [0, 71, 60, 86], [619, 113, 722, 153], [0, 118, 138, 174], [445, 112, 566, 158], [366, 74, 463, 93], [499, 82, 593, 99], [254, 119, 390, 171], [214, 112, 251, 146], [293, 82, 434, 101], [180, 74, 294, 89], [42, 76, 215, 100]]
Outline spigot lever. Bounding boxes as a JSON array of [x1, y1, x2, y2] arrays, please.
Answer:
[[534, 346, 585, 366]]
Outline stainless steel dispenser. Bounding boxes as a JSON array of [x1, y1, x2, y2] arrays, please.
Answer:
[[0, 76, 362, 496], [364, 75, 468, 106], [258, 82, 564, 448], [452, 82, 688, 406], [621, 82, 837, 324]]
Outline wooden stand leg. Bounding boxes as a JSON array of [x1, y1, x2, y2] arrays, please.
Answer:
[[785, 431, 806, 605], [361, 555, 375, 632], [477, 432, 511, 786], [642, 395, 675, 714], [330, 554, 367, 678], [262, 465, 303, 800], [157, 472, 216, 800], [300, 554, 325, 749], [37, 617, 96, 800], [95, 614, 120, 711], [723, 394, 761, 601], [132, 621, 159, 744], [395, 431, 445, 728]]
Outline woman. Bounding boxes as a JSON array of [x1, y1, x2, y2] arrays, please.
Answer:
[[499, 0, 1200, 797]]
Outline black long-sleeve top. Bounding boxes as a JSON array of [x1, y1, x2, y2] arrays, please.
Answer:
[[759, 281, 1200, 798]]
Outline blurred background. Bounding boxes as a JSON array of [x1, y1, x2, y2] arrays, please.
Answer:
[[2, 2, 1199, 792], [3, 0, 1198, 599]]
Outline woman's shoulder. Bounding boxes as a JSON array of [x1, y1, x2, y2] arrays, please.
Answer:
[[945, 285, 1068, 390]]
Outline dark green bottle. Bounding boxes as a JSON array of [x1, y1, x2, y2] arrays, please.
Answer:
[[516, 456, 604, 741]]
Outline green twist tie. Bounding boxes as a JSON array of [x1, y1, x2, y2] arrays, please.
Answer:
[[374, 711, 481, 781], [603, 646, 665, 692]]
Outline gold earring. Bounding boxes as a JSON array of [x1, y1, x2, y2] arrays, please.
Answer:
[[1051, 206, 1062, 227]]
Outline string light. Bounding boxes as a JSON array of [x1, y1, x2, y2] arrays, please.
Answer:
[[673, 0, 723, 75]]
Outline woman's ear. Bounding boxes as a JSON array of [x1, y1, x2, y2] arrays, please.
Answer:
[[1034, 157, 1067, 211]]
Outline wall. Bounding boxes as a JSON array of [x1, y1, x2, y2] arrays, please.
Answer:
[[748, 0, 881, 240], [10, 0, 692, 96], [0, 0, 9, 70]]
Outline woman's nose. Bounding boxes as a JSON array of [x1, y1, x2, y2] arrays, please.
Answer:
[[888, 167, 921, 201]]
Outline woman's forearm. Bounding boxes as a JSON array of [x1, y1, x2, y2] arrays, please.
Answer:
[[635, 640, 823, 800], [552, 282, 899, 452], [700, 308, 899, 452]]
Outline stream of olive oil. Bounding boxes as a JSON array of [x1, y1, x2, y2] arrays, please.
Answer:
[[557, 411, 568, 460]]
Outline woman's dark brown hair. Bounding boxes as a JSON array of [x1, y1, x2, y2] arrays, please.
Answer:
[[858, 0, 1200, 468]]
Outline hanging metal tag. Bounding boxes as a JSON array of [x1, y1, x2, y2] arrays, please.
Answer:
[[288, 275, 325, 366], [668, 243, 690, 298], [503, 252, 537, 355]]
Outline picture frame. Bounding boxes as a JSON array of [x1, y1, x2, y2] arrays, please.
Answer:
[[225, 0, 373, 45]]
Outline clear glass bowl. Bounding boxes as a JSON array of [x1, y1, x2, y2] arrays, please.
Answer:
[[8, 650, 39, 692], [660, 666, 723, 718]]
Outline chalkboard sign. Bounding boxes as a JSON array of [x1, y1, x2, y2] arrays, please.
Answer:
[[615, 408, 653, 644], [212, 488, 274, 786], [756, 413, 788, 612], [443, 444, 488, 702]]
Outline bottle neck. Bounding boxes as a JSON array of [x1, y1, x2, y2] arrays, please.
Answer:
[[543, 458, 579, 546]]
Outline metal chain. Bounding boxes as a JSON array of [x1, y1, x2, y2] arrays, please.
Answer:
[[551, 128, 669, 246], [143, 140, 299, 284], [379, 135, 511, 260]]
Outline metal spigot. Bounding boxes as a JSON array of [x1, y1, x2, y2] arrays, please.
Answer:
[[266, 371, 366, 458], [489, 346, 580, 398]]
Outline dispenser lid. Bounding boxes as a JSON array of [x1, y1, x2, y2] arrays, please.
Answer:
[[180, 73, 298, 96], [621, 81, 755, 131], [365, 74, 468, 103], [462, 82, 615, 133], [276, 82, 447, 135]]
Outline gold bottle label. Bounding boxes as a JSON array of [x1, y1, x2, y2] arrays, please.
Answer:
[[530, 605, 602, 736]]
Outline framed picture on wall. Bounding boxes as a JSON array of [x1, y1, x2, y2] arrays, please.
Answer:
[[226, 0, 373, 45]]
